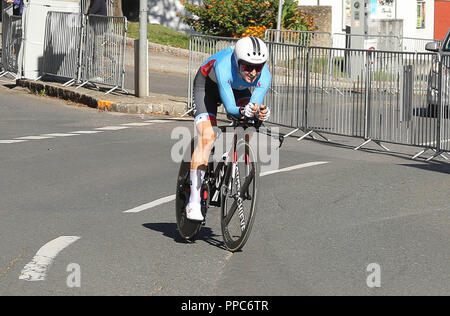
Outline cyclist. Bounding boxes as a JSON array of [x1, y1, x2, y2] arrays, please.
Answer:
[[186, 36, 272, 221]]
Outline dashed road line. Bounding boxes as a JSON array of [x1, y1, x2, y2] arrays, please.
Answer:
[[0, 119, 181, 145], [0, 140, 28, 144], [121, 122, 154, 127], [123, 195, 176, 213], [71, 130, 104, 134], [15, 136, 54, 140], [19, 236, 81, 282], [95, 126, 130, 131], [260, 161, 329, 177], [42, 133, 79, 137], [123, 162, 329, 214]]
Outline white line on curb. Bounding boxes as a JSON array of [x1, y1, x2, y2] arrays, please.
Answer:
[[19, 236, 81, 282], [123, 195, 176, 213]]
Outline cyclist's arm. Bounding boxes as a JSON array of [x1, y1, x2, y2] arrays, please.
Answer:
[[250, 66, 271, 106]]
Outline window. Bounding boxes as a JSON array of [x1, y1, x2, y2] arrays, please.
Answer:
[[417, 1, 426, 29], [445, 38, 450, 52]]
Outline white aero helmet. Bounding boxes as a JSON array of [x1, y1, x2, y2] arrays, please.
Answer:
[[234, 36, 269, 65]]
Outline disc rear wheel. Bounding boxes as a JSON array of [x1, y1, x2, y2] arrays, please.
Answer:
[[175, 138, 202, 240]]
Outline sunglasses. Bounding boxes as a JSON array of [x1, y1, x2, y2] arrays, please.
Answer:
[[240, 62, 265, 73]]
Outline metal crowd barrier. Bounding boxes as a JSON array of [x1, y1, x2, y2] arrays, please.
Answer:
[[264, 29, 332, 48], [402, 37, 441, 53], [0, 9, 22, 79], [333, 33, 402, 51], [266, 41, 309, 130], [187, 34, 450, 159], [78, 14, 127, 94], [40, 12, 81, 86], [439, 54, 450, 153]]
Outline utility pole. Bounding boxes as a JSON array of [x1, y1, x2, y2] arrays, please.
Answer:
[[135, 0, 149, 97], [276, 0, 284, 43]]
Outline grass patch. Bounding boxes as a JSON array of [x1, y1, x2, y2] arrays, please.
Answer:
[[128, 22, 190, 50]]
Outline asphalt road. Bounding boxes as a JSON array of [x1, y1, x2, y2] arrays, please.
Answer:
[[1, 86, 450, 297]]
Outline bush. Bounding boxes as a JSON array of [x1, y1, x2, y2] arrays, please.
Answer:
[[180, 0, 316, 38]]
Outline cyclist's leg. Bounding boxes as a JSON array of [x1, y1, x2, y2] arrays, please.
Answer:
[[186, 71, 220, 220]]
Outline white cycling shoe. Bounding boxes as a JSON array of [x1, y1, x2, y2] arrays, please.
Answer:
[[186, 202, 204, 222]]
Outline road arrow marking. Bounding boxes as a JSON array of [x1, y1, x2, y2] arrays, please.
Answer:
[[19, 236, 81, 282]]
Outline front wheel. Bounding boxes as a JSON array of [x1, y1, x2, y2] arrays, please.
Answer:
[[220, 139, 259, 252]]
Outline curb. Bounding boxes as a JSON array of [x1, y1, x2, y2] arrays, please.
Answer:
[[16, 79, 189, 116]]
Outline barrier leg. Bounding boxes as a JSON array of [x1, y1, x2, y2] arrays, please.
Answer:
[[180, 107, 194, 118], [374, 141, 390, 151], [76, 81, 89, 89], [431, 149, 449, 160], [62, 78, 76, 87], [425, 150, 444, 162], [297, 130, 314, 141], [314, 131, 331, 142], [412, 148, 429, 160], [283, 128, 300, 138], [105, 85, 118, 95], [354, 139, 372, 151]]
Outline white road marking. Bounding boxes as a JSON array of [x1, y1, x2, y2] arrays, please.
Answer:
[[71, 130, 104, 134], [260, 161, 329, 177], [143, 120, 170, 123], [19, 236, 81, 282], [0, 140, 29, 144], [123, 195, 176, 213], [1, 120, 172, 145], [15, 136, 54, 140], [95, 126, 130, 131], [42, 133, 79, 137], [121, 122, 154, 127], [123, 162, 329, 214]]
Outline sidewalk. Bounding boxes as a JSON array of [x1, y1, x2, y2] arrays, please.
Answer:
[[12, 39, 191, 116]]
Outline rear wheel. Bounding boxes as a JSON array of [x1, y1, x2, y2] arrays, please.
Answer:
[[220, 139, 259, 252], [175, 138, 202, 241]]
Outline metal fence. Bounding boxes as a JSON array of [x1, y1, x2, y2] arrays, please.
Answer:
[[41, 12, 82, 86], [0, 8, 22, 79], [78, 14, 127, 94], [264, 29, 332, 48], [402, 37, 442, 53], [439, 54, 450, 153], [188, 34, 450, 158]]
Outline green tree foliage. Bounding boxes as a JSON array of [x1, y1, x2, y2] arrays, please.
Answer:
[[180, 0, 316, 38]]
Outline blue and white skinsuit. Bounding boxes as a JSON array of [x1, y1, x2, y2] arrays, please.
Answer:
[[193, 46, 272, 125]]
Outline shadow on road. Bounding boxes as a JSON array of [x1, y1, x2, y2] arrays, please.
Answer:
[[142, 223, 228, 250], [400, 162, 450, 174]]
